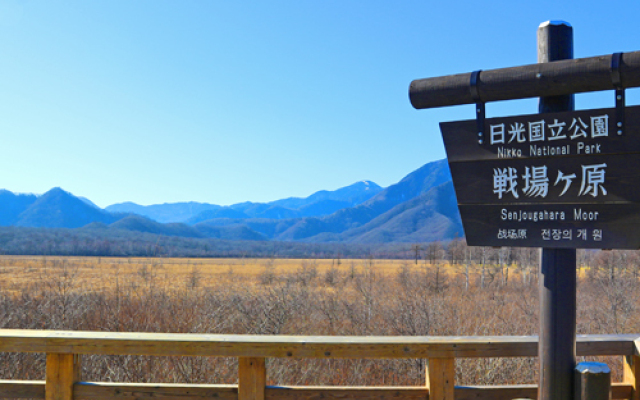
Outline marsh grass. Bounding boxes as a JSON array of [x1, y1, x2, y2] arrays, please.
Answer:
[[0, 254, 635, 386]]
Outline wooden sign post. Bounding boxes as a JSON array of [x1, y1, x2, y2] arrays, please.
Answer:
[[409, 21, 640, 400], [537, 21, 575, 400]]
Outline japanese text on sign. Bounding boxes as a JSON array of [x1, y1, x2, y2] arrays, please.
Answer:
[[490, 114, 610, 145], [493, 163, 607, 199]]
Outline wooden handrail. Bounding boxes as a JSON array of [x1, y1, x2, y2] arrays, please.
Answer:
[[0, 381, 635, 400], [0, 329, 637, 358], [0, 330, 638, 400]]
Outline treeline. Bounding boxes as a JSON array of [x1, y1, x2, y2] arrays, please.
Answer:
[[0, 227, 390, 258], [409, 239, 640, 278], [0, 227, 635, 268]]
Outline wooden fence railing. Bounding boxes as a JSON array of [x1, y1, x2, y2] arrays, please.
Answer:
[[0, 330, 638, 400]]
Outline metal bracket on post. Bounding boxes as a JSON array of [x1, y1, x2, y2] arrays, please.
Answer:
[[470, 70, 485, 144], [611, 52, 625, 136]]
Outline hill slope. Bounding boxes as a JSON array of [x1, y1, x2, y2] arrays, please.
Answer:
[[106, 202, 221, 223], [268, 180, 382, 209], [110, 215, 204, 238], [338, 181, 462, 243], [274, 159, 452, 241], [15, 188, 122, 228], [0, 190, 37, 226]]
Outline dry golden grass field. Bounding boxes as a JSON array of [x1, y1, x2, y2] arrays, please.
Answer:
[[0, 255, 440, 294], [0, 253, 635, 386]]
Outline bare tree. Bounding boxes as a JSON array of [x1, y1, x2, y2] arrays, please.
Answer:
[[410, 244, 423, 265]]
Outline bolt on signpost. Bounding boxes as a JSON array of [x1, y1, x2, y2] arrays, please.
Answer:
[[409, 22, 640, 400]]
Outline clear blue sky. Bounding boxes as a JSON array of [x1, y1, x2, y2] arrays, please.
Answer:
[[0, 1, 638, 208]]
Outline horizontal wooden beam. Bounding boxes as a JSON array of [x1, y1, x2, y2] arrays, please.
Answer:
[[75, 382, 238, 400], [409, 51, 640, 109], [75, 385, 429, 400], [0, 330, 636, 358], [455, 383, 632, 400], [267, 387, 427, 400], [0, 382, 634, 400], [455, 385, 536, 400], [0, 380, 45, 399]]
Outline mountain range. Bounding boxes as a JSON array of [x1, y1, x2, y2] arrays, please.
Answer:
[[105, 180, 383, 223], [0, 159, 463, 243]]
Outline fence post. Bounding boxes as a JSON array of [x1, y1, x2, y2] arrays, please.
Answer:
[[624, 353, 640, 400], [574, 362, 610, 400], [46, 353, 81, 400], [426, 358, 455, 400], [239, 357, 266, 400]]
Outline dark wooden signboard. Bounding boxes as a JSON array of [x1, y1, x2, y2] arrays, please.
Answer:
[[441, 105, 640, 249]]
